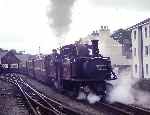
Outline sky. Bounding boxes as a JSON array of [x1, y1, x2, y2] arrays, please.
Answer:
[[0, 0, 150, 54]]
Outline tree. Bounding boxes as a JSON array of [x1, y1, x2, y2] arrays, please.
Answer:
[[111, 28, 131, 46], [111, 29, 132, 58]]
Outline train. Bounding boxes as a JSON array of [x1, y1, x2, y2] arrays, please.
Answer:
[[0, 39, 117, 101]]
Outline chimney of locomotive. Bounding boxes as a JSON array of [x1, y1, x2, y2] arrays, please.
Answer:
[[91, 39, 99, 57], [91, 30, 99, 57]]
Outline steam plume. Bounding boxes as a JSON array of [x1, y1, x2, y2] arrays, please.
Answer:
[[48, 0, 75, 37], [108, 69, 137, 104], [108, 68, 150, 109]]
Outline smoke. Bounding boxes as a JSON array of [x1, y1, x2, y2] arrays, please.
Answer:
[[48, 0, 75, 37], [108, 68, 150, 109]]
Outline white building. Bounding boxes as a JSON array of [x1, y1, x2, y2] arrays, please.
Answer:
[[80, 26, 131, 72], [128, 18, 150, 78]]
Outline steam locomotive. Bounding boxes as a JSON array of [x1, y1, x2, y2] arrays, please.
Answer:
[[26, 40, 117, 100], [0, 40, 117, 100]]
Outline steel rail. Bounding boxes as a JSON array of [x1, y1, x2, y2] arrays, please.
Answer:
[[19, 77, 62, 114], [112, 102, 150, 115], [15, 78, 62, 115], [15, 81, 39, 115], [95, 102, 133, 115], [15, 75, 82, 115], [24, 92, 62, 115], [19, 77, 83, 115]]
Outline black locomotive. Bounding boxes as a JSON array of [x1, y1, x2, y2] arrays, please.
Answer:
[[43, 40, 117, 99]]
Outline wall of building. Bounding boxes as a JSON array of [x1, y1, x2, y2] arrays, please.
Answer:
[[142, 24, 150, 78], [131, 20, 150, 78], [132, 28, 142, 78]]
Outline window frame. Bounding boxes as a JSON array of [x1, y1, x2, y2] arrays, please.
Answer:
[[135, 64, 137, 73], [134, 48, 136, 56], [146, 64, 149, 75], [145, 46, 149, 56], [133, 30, 136, 39], [145, 27, 148, 38]]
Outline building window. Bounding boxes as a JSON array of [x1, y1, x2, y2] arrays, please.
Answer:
[[135, 64, 137, 73], [134, 48, 136, 56], [145, 46, 149, 56], [145, 27, 147, 38], [134, 31, 136, 39], [146, 64, 149, 75]]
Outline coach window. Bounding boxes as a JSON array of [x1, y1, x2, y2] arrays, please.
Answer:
[[146, 64, 149, 75], [134, 30, 136, 39], [145, 27, 148, 38], [145, 46, 148, 56], [135, 64, 137, 73]]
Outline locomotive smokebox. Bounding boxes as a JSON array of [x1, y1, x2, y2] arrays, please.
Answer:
[[91, 40, 99, 57]]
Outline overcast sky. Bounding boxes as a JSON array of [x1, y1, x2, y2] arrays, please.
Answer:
[[0, 0, 150, 54]]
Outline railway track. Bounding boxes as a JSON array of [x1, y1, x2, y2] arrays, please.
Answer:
[[70, 91, 150, 115], [90, 100, 150, 115], [111, 102, 150, 115], [0, 73, 84, 115], [1, 73, 150, 115]]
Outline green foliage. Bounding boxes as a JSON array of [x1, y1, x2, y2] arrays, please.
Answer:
[[111, 28, 131, 46]]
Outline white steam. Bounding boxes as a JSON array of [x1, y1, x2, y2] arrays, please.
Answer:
[[108, 70, 136, 104], [77, 91, 87, 100], [77, 91, 101, 104], [108, 68, 150, 109], [87, 93, 101, 104]]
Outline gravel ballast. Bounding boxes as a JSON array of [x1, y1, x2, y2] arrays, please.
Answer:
[[23, 75, 110, 115], [0, 76, 29, 115]]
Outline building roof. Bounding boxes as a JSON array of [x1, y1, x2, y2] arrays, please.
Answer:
[[1, 51, 20, 64], [127, 18, 150, 30]]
